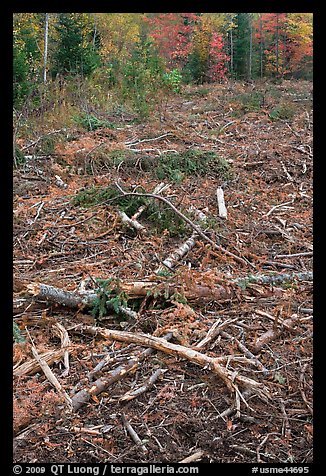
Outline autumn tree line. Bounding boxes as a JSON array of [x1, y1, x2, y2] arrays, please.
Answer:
[[13, 13, 313, 119]]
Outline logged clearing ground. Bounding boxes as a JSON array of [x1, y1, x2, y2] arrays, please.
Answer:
[[13, 80, 313, 464]]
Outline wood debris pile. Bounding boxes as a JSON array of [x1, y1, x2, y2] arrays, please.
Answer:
[[13, 80, 313, 463]]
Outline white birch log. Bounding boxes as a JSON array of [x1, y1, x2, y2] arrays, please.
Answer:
[[216, 187, 227, 219], [26, 282, 138, 319], [156, 207, 208, 273], [118, 210, 146, 232], [160, 232, 198, 270], [131, 182, 169, 220]]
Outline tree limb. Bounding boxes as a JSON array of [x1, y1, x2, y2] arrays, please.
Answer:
[[74, 324, 269, 399]]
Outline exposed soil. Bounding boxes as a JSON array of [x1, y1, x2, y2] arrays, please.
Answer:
[[13, 80, 313, 464]]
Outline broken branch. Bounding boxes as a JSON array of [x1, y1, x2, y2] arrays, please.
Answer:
[[75, 324, 269, 399]]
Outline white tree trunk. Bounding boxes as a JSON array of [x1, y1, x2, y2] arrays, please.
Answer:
[[43, 13, 49, 84]]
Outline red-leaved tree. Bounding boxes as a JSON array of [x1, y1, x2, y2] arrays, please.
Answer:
[[208, 32, 229, 82], [145, 13, 199, 68]]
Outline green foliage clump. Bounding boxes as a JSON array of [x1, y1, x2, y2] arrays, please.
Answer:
[[181, 87, 210, 98], [13, 44, 31, 107], [13, 321, 25, 343], [183, 49, 208, 85], [279, 281, 298, 290], [163, 69, 182, 93], [91, 278, 128, 319], [13, 19, 41, 107], [73, 184, 189, 237], [144, 206, 188, 237], [155, 268, 174, 278], [36, 135, 58, 155], [155, 150, 233, 182], [232, 92, 265, 115], [233, 13, 251, 80], [105, 149, 134, 167], [73, 113, 115, 131], [14, 145, 26, 166], [269, 102, 296, 121], [73, 184, 143, 211]]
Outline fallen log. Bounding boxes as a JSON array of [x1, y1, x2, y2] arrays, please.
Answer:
[[156, 207, 208, 273], [234, 271, 313, 287], [26, 271, 313, 313], [26, 280, 232, 308], [26, 282, 139, 318], [159, 232, 199, 271]]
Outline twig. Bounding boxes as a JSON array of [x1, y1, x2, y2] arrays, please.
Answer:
[[52, 322, 71, 377], [279, 160, 293, 182], [299, 363, 313, 415], [79, 437, 119, 460], [31, 346, 73, 410], [31, 202, 44, 224], [278, 398, 291, 438], [125, 132, 173, 146], [230, 444, 279, 461], [254, 309, 298, 331], [265, 200, 294, 217], [120, 368, 167, 402], [179, 450, 204, 463], [256, 433, 278, 463], [261, 260, 297, 270], [220, 330, 269, 376], [274, 251, 313, 259], [121, 412, 148, 454], [194, 318, 238, 349], [217, 120, 236, 135]]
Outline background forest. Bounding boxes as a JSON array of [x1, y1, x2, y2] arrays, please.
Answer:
[[13, 13, 312, 128]]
